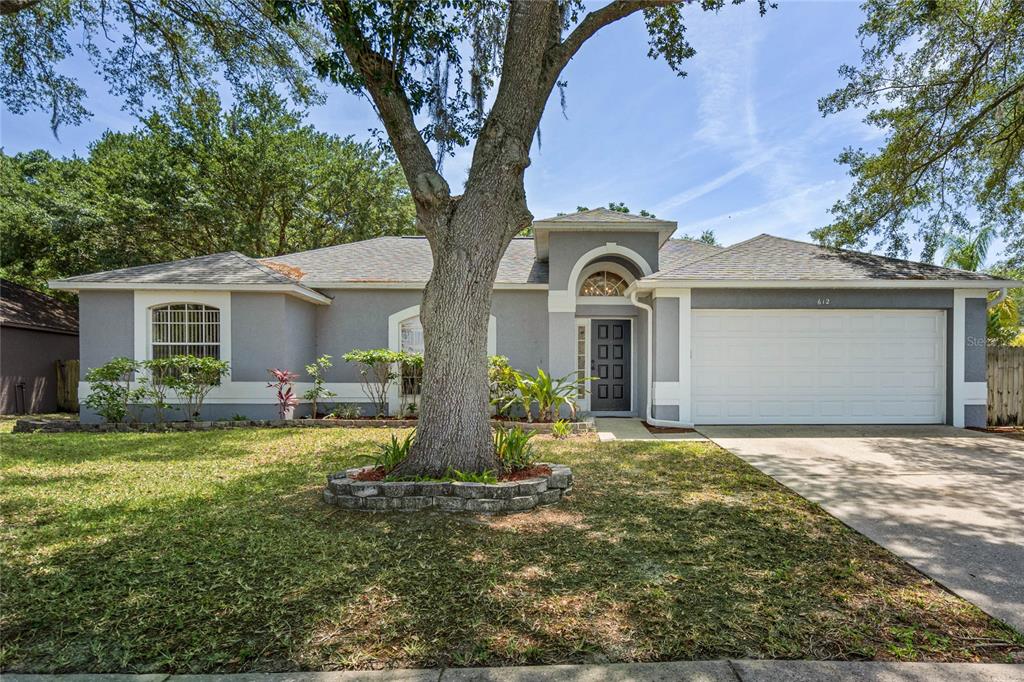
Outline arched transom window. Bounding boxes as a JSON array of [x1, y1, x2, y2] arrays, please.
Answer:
[[151, 303, 221, 359], [579, 271, 628, 297]]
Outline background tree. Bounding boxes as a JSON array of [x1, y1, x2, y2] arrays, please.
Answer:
[[941, 224, 1022, 345], [1, 87, 415, 292], [814, 0, 1024, 268], [1, 0, 771, 476]]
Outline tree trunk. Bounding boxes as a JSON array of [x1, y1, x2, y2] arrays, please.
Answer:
[[393, 198, 527, 478]]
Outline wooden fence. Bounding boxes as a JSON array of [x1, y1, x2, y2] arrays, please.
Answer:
[[56, 359, 79, 412], [988, 347, 1024, 426]]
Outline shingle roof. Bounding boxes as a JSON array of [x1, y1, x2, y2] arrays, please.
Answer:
[[59, 251, 302, 285], [1, 279, 78, 333], [657, 239, 725, 272], [266, 236, 548, 285], [538, 207, 667, 223], [649, 234, 999, 282]]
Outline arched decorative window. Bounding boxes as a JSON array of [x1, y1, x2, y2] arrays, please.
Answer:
[[579, 271, 628, 297], [151, 303, 221, 359]]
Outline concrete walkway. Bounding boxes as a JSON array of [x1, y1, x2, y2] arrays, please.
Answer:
[[700, 425, 1024, 633], [4, 663, 1023, 681], [594, 417, 706, 442]]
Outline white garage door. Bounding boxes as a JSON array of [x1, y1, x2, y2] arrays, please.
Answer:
[[691, 310, 946, 424]]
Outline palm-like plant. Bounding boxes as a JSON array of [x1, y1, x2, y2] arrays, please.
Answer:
[[943, 225, 996, 272]]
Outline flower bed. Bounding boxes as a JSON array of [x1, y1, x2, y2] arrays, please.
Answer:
[[323, 462, 573, 513], [12, 417, 595, 434]]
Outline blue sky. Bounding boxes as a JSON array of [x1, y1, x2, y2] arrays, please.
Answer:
[[3, 2, 999, 262]]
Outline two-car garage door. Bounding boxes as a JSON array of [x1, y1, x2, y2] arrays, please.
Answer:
[[691, 310, 946, 424]]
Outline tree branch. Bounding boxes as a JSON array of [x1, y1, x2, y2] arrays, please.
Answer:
[[0, 0, 42, 16], [321, 0, 449, 211], [547, 0, 675, 79]]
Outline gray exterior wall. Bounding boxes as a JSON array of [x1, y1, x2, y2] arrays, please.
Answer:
[[653, 297, 679, 382], [1, 326, 79, 414], [492, 290, 548, 372], [964, 297, 987, 382], [317, 289, 422, 382], [230, 293, 319, 381], [652, 404, 679, 421], [964, 403, 987, 429], [78, 290, 133, 378], [547, 231, 660, 290]]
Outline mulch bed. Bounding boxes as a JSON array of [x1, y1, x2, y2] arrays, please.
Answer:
[[643, 421, 697, 434], [969, 426, 1024, 441], [352, 464, 553, 482]]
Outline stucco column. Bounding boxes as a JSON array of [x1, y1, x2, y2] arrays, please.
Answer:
[[650, 288, 691, 426], [952, 289, 988, 428]]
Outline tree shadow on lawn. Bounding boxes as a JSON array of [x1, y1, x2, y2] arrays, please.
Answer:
[[1, 436, 1021, 673]]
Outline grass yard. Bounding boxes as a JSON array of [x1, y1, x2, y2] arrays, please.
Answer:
[[1, 427, 1021, 673]]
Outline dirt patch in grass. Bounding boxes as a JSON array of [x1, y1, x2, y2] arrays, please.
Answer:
[[1, 428, 1020, 672]]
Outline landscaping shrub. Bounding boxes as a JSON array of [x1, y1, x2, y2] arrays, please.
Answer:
[[488, 355, 521, 417], [267, 368, 300, 419], [552, 419, 573, 439], [361, 430, 415, 471], [343, 348, 406, 416], [494, 424, 537, 472], [82, 357, 148, 423], [165, 355, 230, 421], [142, 357, 177, 423], [302, 355, 337, 418], [329, 404, 362, 419]]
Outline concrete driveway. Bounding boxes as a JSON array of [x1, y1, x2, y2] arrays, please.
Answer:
[[699, 425, 1024, 633]]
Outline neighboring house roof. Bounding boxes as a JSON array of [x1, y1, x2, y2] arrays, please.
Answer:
[[50, 252, 330, 303], [0, 279, 78, 334], [266, 236, 548, 286], [646, 234, 1005, 283]]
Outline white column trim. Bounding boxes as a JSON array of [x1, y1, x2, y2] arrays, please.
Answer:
[[678, 288, 693, 426], [952, 289, 988, 428]]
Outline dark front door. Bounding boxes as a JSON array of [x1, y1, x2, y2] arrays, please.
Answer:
[[591, 319, 631, 412]]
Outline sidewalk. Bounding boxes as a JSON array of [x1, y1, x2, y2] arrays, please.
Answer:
[[5, 662, 1023, 682]]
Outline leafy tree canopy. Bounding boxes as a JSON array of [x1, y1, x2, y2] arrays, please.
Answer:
[[815, 0, 1024, 268], [0, 86, 414, 292]]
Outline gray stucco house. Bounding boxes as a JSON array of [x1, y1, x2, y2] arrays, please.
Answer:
[[51, 208, 1018, 427]]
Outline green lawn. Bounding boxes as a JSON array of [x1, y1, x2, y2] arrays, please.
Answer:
[[1, 428, 1020, 672]]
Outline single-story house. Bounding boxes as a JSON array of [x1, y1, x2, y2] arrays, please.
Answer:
[[50, 208, 1019, 427], [1, 279, 80, 414]]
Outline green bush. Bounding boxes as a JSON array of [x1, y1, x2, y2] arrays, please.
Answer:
[[446, 468, 499, 484], [551, 419, 573, 439], [164, 355, 230, 421], [488, 355, 521, 417], [360, 430, 414, 471], [343, 348, 407, 416], [302, 355, 337, 418], [83, 357, 147, 423], [494, 424, 537, 472], [142, 357, 178, 423]]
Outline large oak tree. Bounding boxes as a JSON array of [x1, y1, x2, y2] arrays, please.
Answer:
[[3, 0, 774, 475]]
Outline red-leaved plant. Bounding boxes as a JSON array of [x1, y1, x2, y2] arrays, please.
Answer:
[[267, 368, 300, 418]]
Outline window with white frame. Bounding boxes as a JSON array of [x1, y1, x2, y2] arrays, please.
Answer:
[[576, 323, 588, 398], [151, 303, 221, 359], [399, 316, 424, 396]]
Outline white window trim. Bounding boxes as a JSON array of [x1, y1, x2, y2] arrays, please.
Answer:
[[133, 290, 232, 380], [575, 319, 591, 410]]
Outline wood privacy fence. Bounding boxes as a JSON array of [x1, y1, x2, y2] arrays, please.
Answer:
[[988, 347, 1024, 426], [56, 359, 79, 412]]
